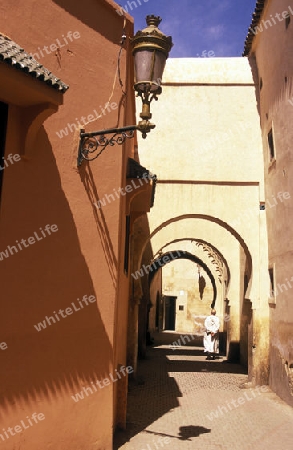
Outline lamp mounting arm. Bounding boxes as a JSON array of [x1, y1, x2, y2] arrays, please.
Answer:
[[76, 15, 173, 167], [77, 122, 155, 166]]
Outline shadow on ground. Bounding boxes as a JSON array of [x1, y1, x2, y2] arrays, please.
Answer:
[[113, 332, 247, 449], [143, 425, 211, 441]]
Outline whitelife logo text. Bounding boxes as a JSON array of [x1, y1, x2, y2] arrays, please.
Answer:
[[0, 153, 21, 171], [34, 294, 96, 332], [30, 31, 81, 60], [206, 385, 269, 421], [0, 413, 45, 443], [94, 173, 151, 209], [71, 365, 133, 402], [0, 224, 58, 262], [131, 251, 185, 280], [56, 102, 118, 139]]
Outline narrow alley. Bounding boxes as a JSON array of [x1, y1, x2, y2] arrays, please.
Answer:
[[114, 332, 293, 450], [1, 2, 293, 449]]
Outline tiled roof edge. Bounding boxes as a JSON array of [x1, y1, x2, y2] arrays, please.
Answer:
[[243, 0, 267, 56], [0, 33, 69, 93]]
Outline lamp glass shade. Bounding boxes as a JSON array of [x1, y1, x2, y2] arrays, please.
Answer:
[[134, 49, 166, 94]]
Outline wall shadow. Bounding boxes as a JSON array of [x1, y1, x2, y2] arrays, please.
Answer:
[[142, 425, 211, 441], [0, 128, 112, 415], [53, 0, 128, 44], [198, 274, 206, 299], [114, 347, 181, 447], [78, 162, 118, 288]]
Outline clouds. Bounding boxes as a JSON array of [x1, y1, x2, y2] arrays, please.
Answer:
[[205, 25, 225, 39], [130, 0, 257, 57]]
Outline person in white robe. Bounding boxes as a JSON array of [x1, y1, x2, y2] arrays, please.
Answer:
[[203, 309, 220, 359]]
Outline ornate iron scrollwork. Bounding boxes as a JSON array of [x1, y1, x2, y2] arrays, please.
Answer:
[[77, 118, 155, 166], [77, 126, 137, 166]]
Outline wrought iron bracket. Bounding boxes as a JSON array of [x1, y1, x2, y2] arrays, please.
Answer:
[[77, 121, 155, 167]]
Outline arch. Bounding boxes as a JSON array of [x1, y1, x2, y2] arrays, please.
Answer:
[[149, 250, 217, 307], [139, 214, 253, 296], [152, 237, 231, 288]]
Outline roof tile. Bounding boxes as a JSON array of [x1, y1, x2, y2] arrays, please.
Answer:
[[243, 0, 267, 56], [0, 33, 69, 93]]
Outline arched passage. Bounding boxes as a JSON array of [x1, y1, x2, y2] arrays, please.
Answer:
[[140, 214, 252, 292], [131, 213, 255, 367], [149, 250, 217, 307]]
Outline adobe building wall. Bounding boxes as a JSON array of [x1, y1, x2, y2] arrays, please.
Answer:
[[0, 0, 135, 448], [136, 57, 270, 384], [248, 0, 293, 406]]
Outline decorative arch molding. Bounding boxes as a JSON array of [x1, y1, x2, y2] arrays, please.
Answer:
[[153, 237, 231, 287], [139, 214, 253, 297]]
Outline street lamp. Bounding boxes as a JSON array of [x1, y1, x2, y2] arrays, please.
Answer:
[[77, 15, 173, 166]]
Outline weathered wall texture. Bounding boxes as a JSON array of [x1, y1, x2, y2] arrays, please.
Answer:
[[248, 0, 293, 406], [136, 57, 270, 383], [0, 0, 136, 448]]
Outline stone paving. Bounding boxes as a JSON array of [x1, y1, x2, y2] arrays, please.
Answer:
[[114, 332, 293, 450]]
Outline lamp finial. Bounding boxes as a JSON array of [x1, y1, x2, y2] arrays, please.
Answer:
[[146, 15, 162, 28]]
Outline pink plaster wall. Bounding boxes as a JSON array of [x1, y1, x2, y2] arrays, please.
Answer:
[[0, 0, 136, 448]]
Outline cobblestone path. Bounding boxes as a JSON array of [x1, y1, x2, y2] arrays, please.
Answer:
[[114, 333, 293, 450]]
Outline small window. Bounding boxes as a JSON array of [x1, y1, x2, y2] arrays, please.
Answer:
[[268, 266, 276, 304], [285, 13, 291, 29], [259, 77, 263, 90], [179, 305, 184, 311], [268, 128, 275, 161]]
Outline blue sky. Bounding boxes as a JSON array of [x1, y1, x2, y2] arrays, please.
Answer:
[[119, 0, 257, 57]]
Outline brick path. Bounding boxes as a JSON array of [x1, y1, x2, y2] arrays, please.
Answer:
[[114, 332, 293, 450]]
